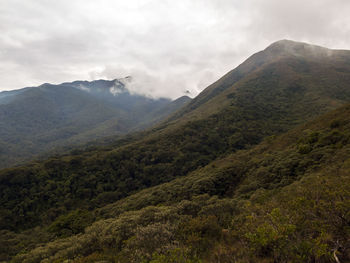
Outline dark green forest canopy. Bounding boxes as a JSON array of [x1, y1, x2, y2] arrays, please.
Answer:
[[5, 100, 350, 263]]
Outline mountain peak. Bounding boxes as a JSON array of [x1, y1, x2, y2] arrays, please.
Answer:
[[60, 78, 129, 96], [264, 39, 331, 58], [267, 39, 304, 47]]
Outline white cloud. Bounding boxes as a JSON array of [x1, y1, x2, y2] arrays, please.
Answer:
[[0, 0, 349, 98]]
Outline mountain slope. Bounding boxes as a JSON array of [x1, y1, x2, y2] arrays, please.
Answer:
[[170, 39, 350, 122], [1, 40, 350, 262], [1, 40, 350, 231], [0, 79, 190, 168], [7, 99, 350, 263]]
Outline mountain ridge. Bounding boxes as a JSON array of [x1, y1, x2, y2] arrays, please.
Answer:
[[0, 78, 191, 168], [169, 39, 350, 123], [1, 39, 350, 262]]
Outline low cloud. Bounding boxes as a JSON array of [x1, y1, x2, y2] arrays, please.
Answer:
[[0, 0, 349, 98]]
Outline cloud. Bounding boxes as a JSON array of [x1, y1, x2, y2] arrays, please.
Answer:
[[0, 0, 349, 98]]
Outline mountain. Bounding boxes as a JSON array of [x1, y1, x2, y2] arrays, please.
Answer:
[[1, 40, 350, 262], [0, 79, 191, 168], [170, 39, 350, 123]]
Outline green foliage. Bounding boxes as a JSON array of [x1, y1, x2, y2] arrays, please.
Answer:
[[122, 222, 177, 262], [177, 216, 222, 257], [232, 172, 350, 262], [48, 209, 94, 237], [298, 143, 312, 154], [149, 249, 201, 263]]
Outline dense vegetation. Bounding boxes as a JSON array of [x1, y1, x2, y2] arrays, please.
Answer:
[[0, 100, 290, 231], [1, 40, 350, 262], [3, 100, 350, 263]]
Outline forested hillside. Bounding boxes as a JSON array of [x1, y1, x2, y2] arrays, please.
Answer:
[[4, 93, 350, 263], [1, 40, 350, 262], [0, 79, 191, 168]]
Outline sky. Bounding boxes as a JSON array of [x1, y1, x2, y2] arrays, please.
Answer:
[[0, 0, 350, 99]]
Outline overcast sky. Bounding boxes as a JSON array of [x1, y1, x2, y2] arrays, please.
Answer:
[[1, 0, 350, 98]]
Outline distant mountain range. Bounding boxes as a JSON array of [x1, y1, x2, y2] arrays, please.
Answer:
[[0, 78, 191, 167]]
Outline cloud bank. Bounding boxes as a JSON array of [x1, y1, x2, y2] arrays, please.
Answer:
[[0, 0, 349, 98]]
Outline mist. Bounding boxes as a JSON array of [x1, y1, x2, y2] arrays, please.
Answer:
[[0, 0, 349, 98]]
